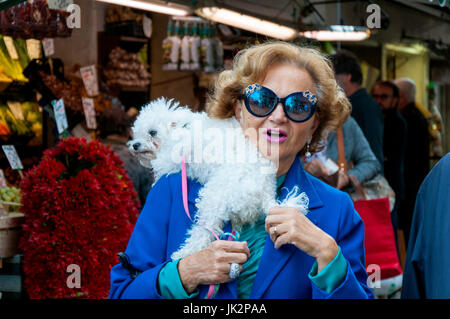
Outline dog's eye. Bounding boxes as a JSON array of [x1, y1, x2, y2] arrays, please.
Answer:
[[149, 130, 157, 137]]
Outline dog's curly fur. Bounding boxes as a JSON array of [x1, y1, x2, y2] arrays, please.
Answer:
[[129, 97, 309, 260]]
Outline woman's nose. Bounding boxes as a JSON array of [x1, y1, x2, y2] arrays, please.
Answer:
[[268, 103, 288, 123]]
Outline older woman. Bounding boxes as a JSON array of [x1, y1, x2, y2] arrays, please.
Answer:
[[109, 42, 373, 299]]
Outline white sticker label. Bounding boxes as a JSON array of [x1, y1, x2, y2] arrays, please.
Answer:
[[52, 99, 69, 134], [81, 97, 97, 129], [0, 169, 7, 187], [80, 65, 99, 97], [4, 36, 18, 60], [48, 0, 73, 11], [2, 145, 23, 170], [42, 38, 55, 57], [26, 39, 42, 60], [143, 16, 152, 38], [7, 101, 24, 121]]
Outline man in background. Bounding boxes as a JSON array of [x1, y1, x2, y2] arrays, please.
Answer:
[[393, 78, 430, 245], [401, 153, 450, 298], [331, 51, 384, 170], [372, 80, 407, 245]]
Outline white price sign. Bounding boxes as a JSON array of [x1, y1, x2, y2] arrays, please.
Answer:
[[52, 99, 69, 134], [81, 97, 97, 129], [0, 169, 7, 187], [80, 65, 99, 97], [42, 38, 55, 57], [3, 36, 18, 60], [48, 0, 73, 10], [7, 101, 24, 121], [2, 145, 23, 170], [26, 39, 42, 60]]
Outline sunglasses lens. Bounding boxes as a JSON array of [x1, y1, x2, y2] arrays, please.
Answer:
[[285, 95, 314, 121], [247, 90, 276, 116]]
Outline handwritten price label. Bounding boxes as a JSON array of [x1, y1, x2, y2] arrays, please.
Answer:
[[80, 65, 99, 97], [81, 97, 97, 129], [26, 39, 42, 60], [2, 145, 23, 170], [4, 36, 18, 60], [52, 99, 69, 134], [48, 0, 73, 11], [42, 38, 55, 57]]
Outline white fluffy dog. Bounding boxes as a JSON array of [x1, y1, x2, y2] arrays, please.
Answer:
[[129, 98, 309, 261]]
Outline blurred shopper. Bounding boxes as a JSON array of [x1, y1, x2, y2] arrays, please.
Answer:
[[98, 106, 154, 208], [401, 153, 450, 299], [304, 116, 381, 190], [393, 78, 430, 245], [372, 81, 407, 243], [330, 51, 384, 170]]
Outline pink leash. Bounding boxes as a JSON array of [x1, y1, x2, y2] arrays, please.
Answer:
[[181, 154, 219, 298]]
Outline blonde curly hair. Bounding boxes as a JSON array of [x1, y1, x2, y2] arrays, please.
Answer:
[[206, 41, 351, 156]]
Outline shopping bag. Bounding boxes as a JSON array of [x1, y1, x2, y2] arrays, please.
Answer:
[[353, 197, 403, 280]]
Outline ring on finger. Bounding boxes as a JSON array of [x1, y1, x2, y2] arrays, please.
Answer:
[[229, 262, 241, 279], [271, 226, 278, 236]]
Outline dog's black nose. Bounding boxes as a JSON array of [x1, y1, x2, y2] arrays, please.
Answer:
[[133, 142, 141, 151]]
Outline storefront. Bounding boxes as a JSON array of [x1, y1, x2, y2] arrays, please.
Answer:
[[0, 0, 449, 302]]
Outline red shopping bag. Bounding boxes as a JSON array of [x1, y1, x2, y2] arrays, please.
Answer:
[[353, 197, 403, 280]]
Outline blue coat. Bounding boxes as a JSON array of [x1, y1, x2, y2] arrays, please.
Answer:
[[401, 153, 450, 298], [109, 158, 374, 299]]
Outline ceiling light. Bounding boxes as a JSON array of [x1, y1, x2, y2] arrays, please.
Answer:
[[195, 6, 297, 41], [299, 25, 371, 42], [96, 0, 191, 16]]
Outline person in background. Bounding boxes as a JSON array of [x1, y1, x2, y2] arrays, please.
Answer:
[[401, 153, 450, 299], [98, 107, 154, 208], [330, 51, 384, 171], [371, 80, 407, 244], [393, 78, 430, 246], [304, 116, 381, 191]]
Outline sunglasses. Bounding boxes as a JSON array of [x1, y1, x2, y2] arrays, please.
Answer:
[[242, 84, 318, 123]]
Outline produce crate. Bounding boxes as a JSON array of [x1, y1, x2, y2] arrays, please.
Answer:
[[105, 20, 145, 38], [0, 210, 24, 259]]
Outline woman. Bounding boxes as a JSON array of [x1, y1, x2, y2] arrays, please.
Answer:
[[304, 117, 381, 190], [109, 42, 373, 299]]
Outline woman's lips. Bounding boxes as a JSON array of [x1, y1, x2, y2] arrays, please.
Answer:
[[264, 128, 287, 143]]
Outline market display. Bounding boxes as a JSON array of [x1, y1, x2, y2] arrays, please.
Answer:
[[0, 35, 28, 82], [0, 0, 72, 39], [0, 186, 21, 214], [18, 137, 139, 298], [104, 46, 150, 88], [162, 20, 223, 73]]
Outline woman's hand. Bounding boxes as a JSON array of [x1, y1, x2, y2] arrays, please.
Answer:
[[336, 170, 350, 190], [178, 240, 250, 294], [265, 206, 338, 272]]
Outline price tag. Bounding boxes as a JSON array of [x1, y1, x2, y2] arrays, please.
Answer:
[[81, 97, 97, 129], [0, 169, 7, 187], [143, 15, 152, 38], [7, 101, 24, 121], [2, 145, 23, 170], [48, 0, 73, 11], [26, 39, 42, 60], [3, 36, 18, 60], [80, 65, 99, 97], [42, 38, 55, 57], [52, 99, 69, 134]]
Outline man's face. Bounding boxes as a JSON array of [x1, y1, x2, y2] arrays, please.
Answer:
[[372, 85, 398, 111]]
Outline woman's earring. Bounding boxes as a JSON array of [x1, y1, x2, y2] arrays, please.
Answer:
[[305, 140, 311, 158]]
